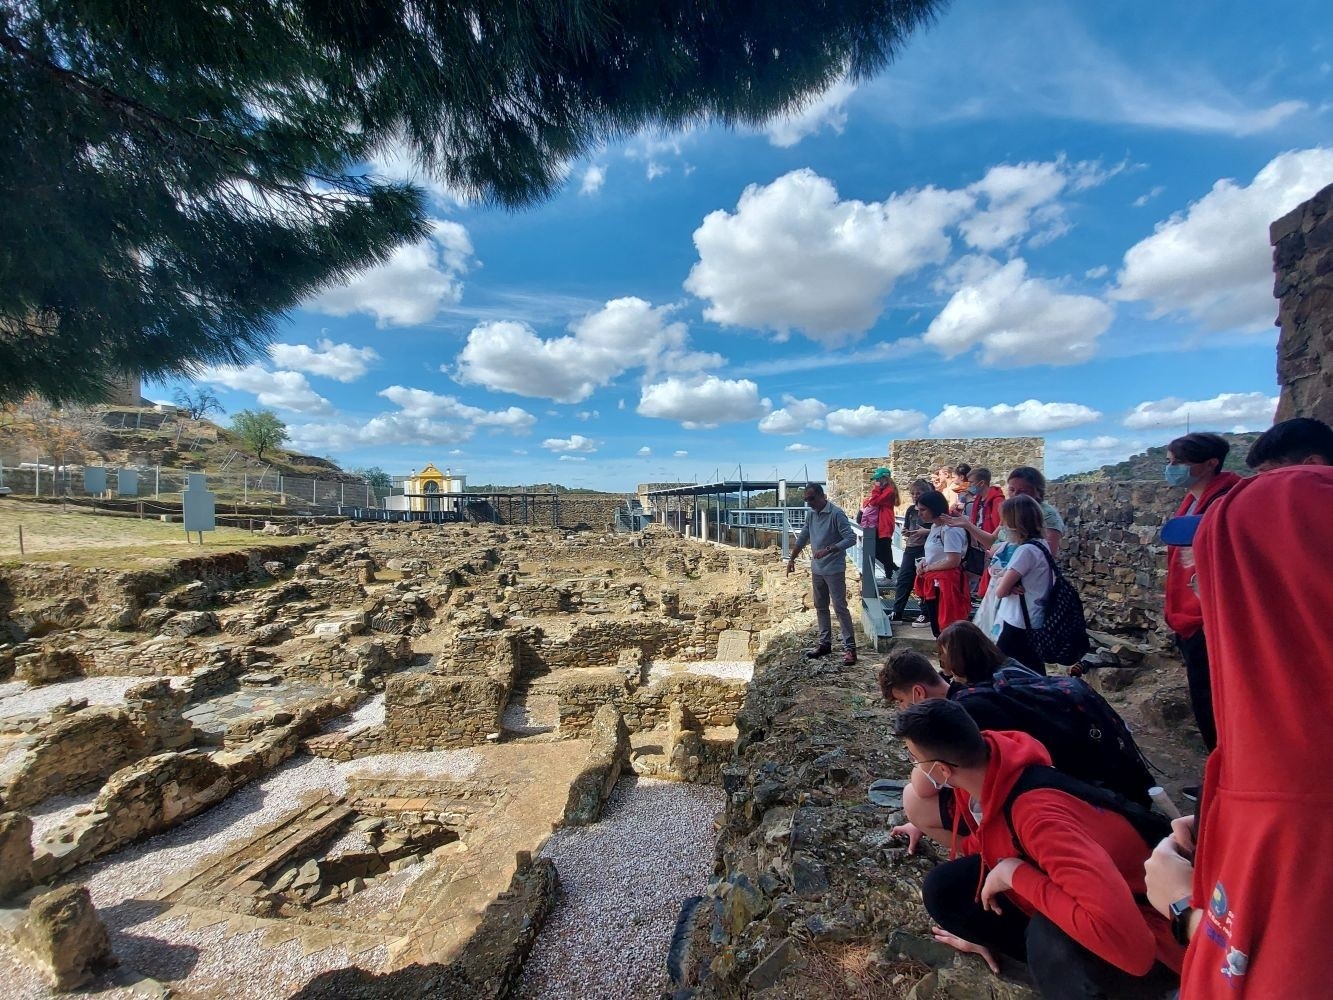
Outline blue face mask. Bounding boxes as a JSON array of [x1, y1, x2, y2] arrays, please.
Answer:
[[1164, 464, 1196, 487]]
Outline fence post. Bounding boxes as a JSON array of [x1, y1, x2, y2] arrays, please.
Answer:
[[155, 467, 160, 497]]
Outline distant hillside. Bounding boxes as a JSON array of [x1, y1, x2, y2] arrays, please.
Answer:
[[1056, 432, 1261, 483], [1, 405, 358, 481]]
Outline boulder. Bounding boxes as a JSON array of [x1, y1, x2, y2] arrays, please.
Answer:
[[0, 812, 35, 900], [13, 886, 115, 991]]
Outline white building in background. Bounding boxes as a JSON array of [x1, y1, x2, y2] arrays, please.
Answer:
[[383, 462, 467, 512]]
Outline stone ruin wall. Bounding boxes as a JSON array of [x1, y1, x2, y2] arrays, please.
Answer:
[[1272, 181, 1333, 427], [1045, 480, 1180, 647], [826, 437, 1043, 517], [557, 674, 747, 740]]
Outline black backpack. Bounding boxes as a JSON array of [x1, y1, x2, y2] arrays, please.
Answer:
[[1001, 765, 1172, 867], [1017, 541, 1091, 665], [954, 666, 1156, 806]]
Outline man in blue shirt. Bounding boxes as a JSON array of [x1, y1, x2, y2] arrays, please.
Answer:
[[787, 483, 858, 665]]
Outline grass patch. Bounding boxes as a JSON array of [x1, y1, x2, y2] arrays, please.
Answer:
[[0, 501, 265, 568]]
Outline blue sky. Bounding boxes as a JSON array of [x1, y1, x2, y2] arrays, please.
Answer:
[[156, 0, 1333, 489]]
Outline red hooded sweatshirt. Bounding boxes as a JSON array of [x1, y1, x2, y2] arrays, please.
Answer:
[[1185, 466, 1333, 998], [954, 731, 1184, 976], [861, 480, 899, 533], [1163, 471, 1240, 637]]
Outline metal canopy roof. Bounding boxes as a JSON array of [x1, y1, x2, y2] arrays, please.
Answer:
[[643, 479, 823, 497]]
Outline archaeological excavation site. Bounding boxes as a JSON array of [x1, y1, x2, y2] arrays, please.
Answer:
[[1, 513, 945, 1000]]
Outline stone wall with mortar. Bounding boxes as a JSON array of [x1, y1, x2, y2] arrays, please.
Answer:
[[523, 619, 694, 671], [1272, 182, 1333, 426], [384, 673, 508, 749], [824, 458, 891, 519], [890, 437, 1045, 490], [1045, 480, 1179, 645], [557, 673, 747, 739]]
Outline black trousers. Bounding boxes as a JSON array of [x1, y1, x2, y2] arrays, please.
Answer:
[[923, 855, 1176, 1000], [998, 622, 1048, 676], [1176, 628, 1217, 751], [874, 535, 897, 576], [892, 545, 925, 619]]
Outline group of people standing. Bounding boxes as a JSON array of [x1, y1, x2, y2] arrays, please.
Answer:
[[786, 416, 1333, 997], [876, 462, 1066, 675]]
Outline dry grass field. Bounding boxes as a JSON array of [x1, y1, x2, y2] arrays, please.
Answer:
[[0, 500, 262, 567]]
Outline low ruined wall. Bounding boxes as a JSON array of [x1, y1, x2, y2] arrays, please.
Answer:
[[1046, 480, 1177, 645], [891, 436, 1045, 485], [384, 673, 507, 749], [558, 673, 746, 739], [528, 619, 693, 671], [1273, 182, 1333, 426], [0, 679, 194, 811], [283, 635, 409, 685]]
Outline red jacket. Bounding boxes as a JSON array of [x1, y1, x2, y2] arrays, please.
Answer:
[[955, 731, 1184, 975], [861, 481, 899, 533], [1164, 472, 1240, 637], [1186, 466, 1333, 998], [973, 485, 1005, 534]]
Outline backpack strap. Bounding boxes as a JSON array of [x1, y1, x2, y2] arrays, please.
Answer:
[[1000, 765, 1171, 868]]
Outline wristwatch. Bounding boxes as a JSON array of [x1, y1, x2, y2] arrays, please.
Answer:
[[1169, 897, 1195, 945]]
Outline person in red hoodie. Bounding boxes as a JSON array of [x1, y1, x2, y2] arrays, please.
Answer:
[[1144, 464, 1333, 998], [858, 466, 900, 578], [1162, 432, 1241, 751], [897, 700, 1182, 998]]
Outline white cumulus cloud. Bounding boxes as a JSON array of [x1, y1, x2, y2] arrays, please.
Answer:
[[685, 168, 973, 344], [580, 165, 606, 196], [455, 298, 720, 403], [785, 443, 820, 453], [673, 450, 689, 458], [1123, 392, 1278, 431], [1114, 147, 1333, 331], [268, 338, 379, 382], [637, 446, 652, 457], [924, 256, 1114, 366], [929, 400, 1103, 436], [960, 157, 1119, 252], [377, 386, 535, 430], [306, 220, 474, 327], [758, 395, 830, 435], [542, 434, 599, 454], [764, 78, 856, 148], [637, 375, 771, 429], [201, 364, 333, 415], [1054, 436, 1124, 452], [825, 405, 926, 438]]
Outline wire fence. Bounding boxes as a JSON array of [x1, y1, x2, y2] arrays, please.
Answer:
[[0, 463, 375, 509]]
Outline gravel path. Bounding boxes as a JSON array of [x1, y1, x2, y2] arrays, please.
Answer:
[[516, 777, 723, 1000], [0, 748, 484, 1000], [321, 692, 385, 734], [648, 659, 754, 683], [0, 676, 185, 720]]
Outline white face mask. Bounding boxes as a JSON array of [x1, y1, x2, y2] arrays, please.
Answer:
[[919, 760, 951, 791]]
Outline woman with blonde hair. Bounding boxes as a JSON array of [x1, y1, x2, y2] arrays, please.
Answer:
[[990, 495, 1052, 675]]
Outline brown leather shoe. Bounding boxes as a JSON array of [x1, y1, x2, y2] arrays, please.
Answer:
[[842, 650, 858, 666], [804, 645, 832, 660]]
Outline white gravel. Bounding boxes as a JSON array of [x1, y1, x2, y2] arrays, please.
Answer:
[[0, 747, 485, 1000], [27, 790, 100, 845], [321, 692, 386, 734], [0, 676, 185, 721], [516, 777, 723, 1000], [647, 659, 754, 683]]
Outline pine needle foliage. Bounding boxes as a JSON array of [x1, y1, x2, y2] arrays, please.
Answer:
[[1, 0, 945, 402]]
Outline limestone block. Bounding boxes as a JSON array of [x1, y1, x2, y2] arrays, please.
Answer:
[[0, 812, 35, 900], [14, 886, 115, 991]]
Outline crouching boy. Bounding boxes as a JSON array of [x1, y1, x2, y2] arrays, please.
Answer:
[[896, 700, 1182, 998]]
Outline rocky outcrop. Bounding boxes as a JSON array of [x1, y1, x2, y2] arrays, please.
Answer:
[[0, 812, 35, 900]]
